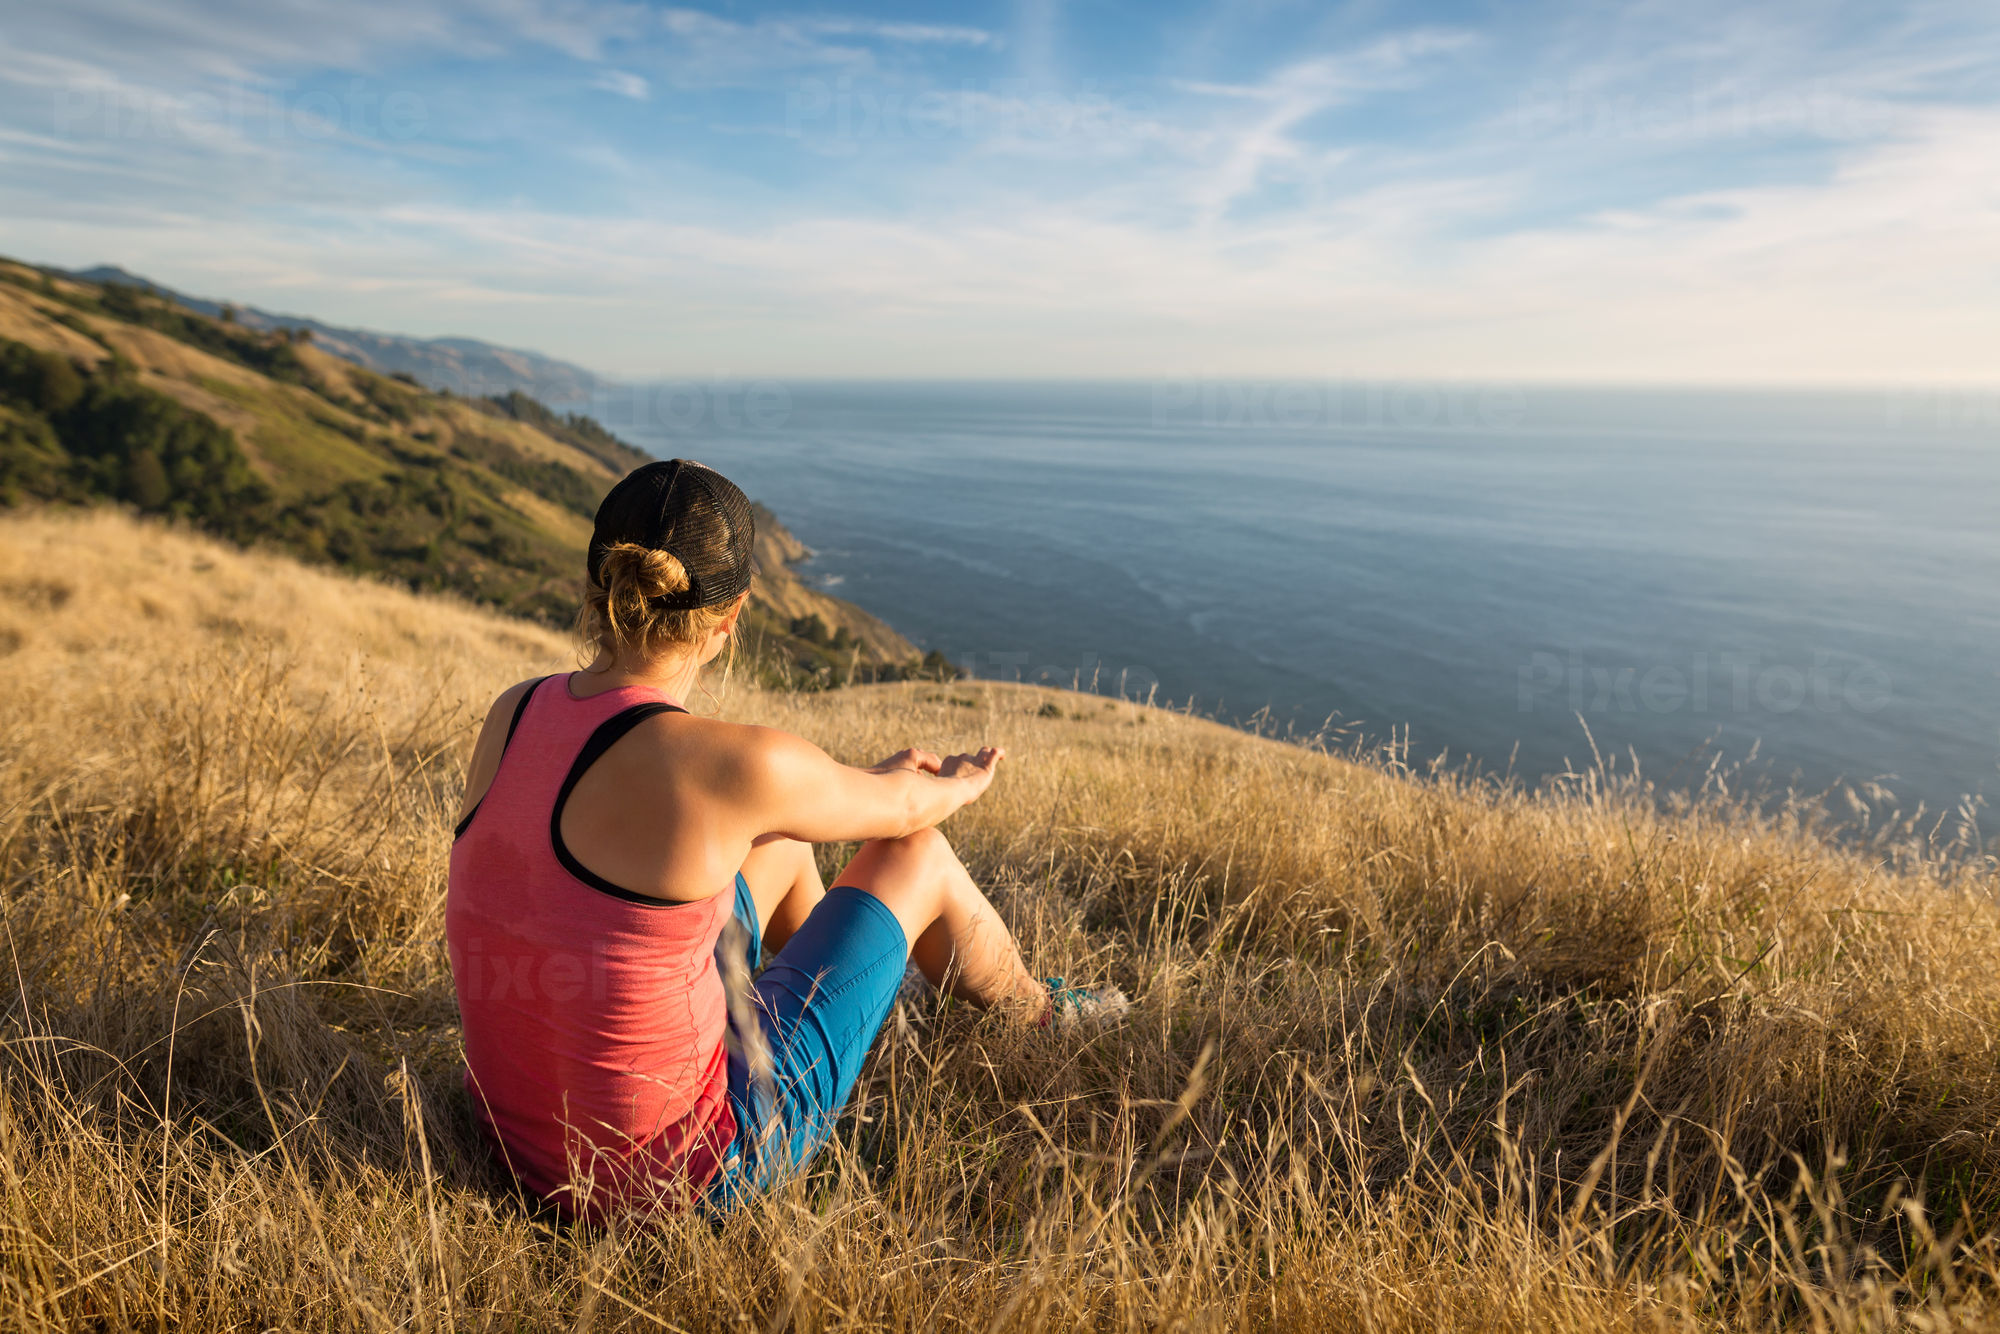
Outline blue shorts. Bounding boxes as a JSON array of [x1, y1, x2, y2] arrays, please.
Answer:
[[706, 873, 908, 1210]]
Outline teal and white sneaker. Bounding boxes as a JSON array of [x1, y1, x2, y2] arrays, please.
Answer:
[[1041, 977, 1131, 1030]]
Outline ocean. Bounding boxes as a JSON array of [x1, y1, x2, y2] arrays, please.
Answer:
[[604, 381, 1999, 823]]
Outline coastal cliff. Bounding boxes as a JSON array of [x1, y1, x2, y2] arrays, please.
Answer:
[[0, 255, 937, 682]]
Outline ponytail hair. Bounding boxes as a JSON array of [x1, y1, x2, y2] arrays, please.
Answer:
[[580, 541, 745, 664]]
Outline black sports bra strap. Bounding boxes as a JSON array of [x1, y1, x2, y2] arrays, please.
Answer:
[[550, 701, 689, 906], [502, 676, 547, 747], [452, 675, 552, 840]]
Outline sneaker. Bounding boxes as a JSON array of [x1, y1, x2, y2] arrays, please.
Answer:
[[1041, 977, 1131, 1030]]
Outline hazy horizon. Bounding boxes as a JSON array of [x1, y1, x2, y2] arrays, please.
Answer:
[[30, 254, 2000, 392], [24, 256, 2000, 395]]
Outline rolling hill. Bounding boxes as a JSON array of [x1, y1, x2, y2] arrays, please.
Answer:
[[0, 256, 942, 684], [64, 264, 605, 402]]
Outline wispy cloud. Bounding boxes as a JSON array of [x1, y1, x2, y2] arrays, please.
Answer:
[[646, 10, 989, 87], [1189, 30, 1477, 222], [1, 1, 1996, 384], [590, 67, 649, 99], [796, 18, 995, 47]]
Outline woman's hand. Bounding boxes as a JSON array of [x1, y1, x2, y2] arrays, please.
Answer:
[[742, 728, 1008, 844], [936, 746, 1006, 804], [869, 748, 942, 775]]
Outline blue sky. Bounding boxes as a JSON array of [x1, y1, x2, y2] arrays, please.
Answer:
[[2, 0, 1997, 381]]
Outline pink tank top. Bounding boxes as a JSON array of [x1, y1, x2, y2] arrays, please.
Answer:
[[446, 675, 736, 1218]]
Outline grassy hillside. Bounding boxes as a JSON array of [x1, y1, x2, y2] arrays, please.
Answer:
[[0, 256, 942, 685], [2, 508, 1998, 1331]]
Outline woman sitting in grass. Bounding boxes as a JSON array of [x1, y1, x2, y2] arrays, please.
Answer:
[[446, 459, 1124, 1219]]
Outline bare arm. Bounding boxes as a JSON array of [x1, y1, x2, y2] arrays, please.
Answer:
[[731, 726, 1004, 845]]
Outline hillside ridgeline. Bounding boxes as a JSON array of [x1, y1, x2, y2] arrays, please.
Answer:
[[0, 256, 944, 686], [1, 509, 1997, 1331], [64, 263, 606, 401]]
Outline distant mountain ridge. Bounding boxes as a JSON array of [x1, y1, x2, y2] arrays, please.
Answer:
[[65, 266, 606, 403], [0, 256, 943, 685]]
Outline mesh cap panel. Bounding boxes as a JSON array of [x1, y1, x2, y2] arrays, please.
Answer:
[[587, 459, 755, 610]]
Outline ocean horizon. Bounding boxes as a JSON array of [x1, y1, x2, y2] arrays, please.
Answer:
[[593, 379, 1998, 826]]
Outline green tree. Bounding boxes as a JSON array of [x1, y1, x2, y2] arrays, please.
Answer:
[[125, 449, 170, 509], [0, 343, 84, 415], [0, 410, 72, 504]]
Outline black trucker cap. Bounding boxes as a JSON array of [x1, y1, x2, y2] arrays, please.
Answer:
[[587, 459, 755, 610]]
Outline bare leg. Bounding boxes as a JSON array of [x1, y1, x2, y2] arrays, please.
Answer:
[[736, 836, 824, 955], [832, 827, 1046, 1016]]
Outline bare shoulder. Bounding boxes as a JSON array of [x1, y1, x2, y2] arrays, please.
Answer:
[[625, 713, 827, 788], [475, 676, 546, 739], [491, 675, 544, 717], [626, 712, 799, 759]]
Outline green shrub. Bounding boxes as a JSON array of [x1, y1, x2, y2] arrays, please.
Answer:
[[0, 338, 270, 532]]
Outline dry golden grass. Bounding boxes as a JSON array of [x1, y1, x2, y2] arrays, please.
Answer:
[[2, 506, 1998, 1332]]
